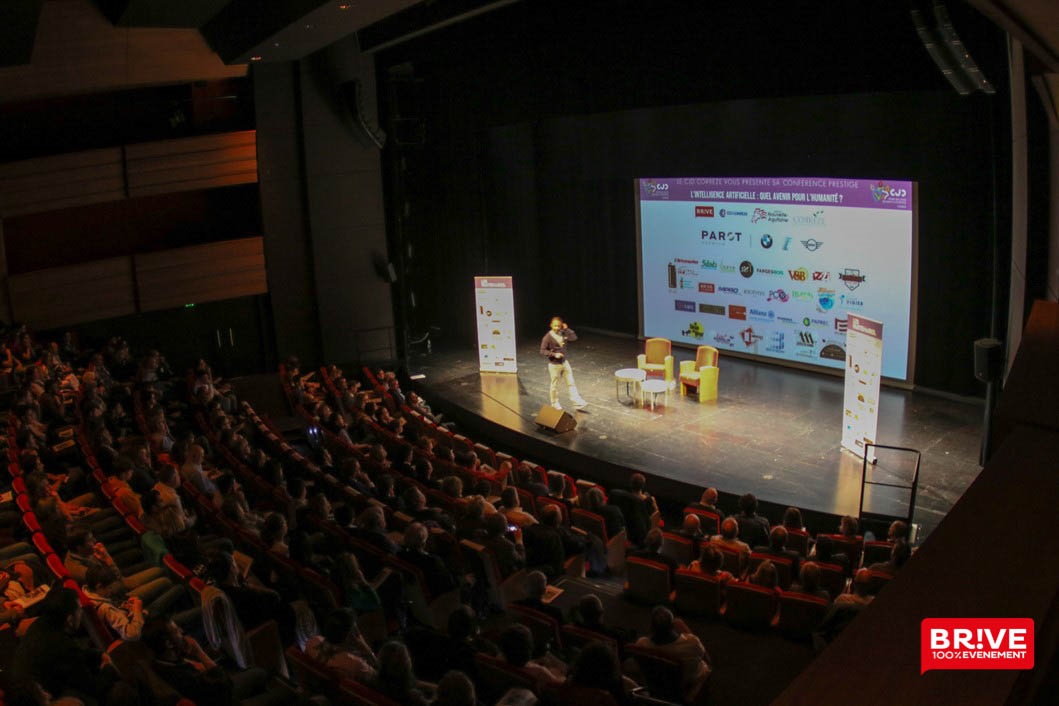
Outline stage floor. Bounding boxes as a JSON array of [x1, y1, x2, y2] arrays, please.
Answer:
[[411, 332, 983, 539]]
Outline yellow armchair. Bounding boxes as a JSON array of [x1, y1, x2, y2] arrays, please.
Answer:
[[679, 345, 719, 402], [637, 337, 674, 386]]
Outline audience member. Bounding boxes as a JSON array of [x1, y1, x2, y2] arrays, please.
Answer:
[[634, 606, 711, 703], [304, 608, 378, 682], [710, 517, 751, 575], [732, 493, 770, 548], [514, 570, 564, 624]]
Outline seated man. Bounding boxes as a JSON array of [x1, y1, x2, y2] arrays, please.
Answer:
[[689, 487, 721, 515], [498, 487, 538, 529], [628, 527, 680, 582], [482, 513, 525, 579], [753, 525, 801, 582], [731, 492, 770, 549], [710, 517, 751, 576], [867, 539, 912, 575], [142, 615, 283, 706], [523, 504, 585, 578], [634, 606, 711, 703], [569, 593, 633, 645], [397, 522, 457, 597], [83, 564, 146, 641], [513, 570, 564, 624]]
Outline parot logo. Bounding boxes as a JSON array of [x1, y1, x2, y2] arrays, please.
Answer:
[[695, 205, 715, 217], [701, 231, 743, 243]]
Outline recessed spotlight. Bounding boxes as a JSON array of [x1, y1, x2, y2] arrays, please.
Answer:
[[338, 3, 351, 9], [250, 55, 262, 61], [305, 23, 314, 29]]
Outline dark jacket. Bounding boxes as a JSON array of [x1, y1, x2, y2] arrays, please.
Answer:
[[540, 328, 577, 364]]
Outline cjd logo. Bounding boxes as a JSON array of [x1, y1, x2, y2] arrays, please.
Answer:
[[645, 182, 669, 196], [740, 261, 754, 278]]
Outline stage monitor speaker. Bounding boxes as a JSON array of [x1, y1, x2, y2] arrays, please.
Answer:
[[534, 405, 577, 433], [973, 338, 1003, 383]]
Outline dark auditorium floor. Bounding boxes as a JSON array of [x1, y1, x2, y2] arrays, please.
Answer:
[[409, 331, 984, 540]]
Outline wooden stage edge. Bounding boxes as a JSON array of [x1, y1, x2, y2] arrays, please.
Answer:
[[408, 332, 984, 541]]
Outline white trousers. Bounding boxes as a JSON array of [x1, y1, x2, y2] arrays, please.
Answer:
[[548, 360, 584, 406]]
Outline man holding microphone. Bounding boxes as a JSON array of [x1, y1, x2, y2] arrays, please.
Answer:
[[540, 316, 588, 411]]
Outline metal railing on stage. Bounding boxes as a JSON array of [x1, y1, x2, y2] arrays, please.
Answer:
[[859, 443, 922, 538]]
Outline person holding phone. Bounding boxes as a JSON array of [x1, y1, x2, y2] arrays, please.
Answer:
[[539, 316, 588, 411]]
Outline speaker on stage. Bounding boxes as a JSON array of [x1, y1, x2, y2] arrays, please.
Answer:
[[534, 405, 577, 433], [974, 338, 1003, 383]]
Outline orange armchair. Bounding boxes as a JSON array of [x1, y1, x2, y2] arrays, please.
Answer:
[[637, 338, 674, 386], [679, 345, 719, 402]]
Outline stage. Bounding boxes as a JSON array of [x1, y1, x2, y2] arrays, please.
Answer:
[[411, 331, 983, 539]]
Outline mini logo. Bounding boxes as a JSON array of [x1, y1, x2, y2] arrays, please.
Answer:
[[760, 234, 773, 249], [820, 343, 845, 361], [701, 230, 743, 242], [728, 305, 747, 320], [675, 300, 695, 312], [699, 303, 725, 315], [801, 238, 824, 251], [835, 317, 848, 333], [839, 268, 867, 290], [719, 286, 740, 295], [701, 259, 718, 270], [812, 271, 830, 281], [740, 327, 762, 347], [682, 322, 704, 339], [768, 289, 789, 303], [798, 332, 815, 346], [739, 261, 754, 278], [699, 282, 715, 293], [695, 205, 715, 217], [789, 268, 809, 282], [817, 288, 835, 312]]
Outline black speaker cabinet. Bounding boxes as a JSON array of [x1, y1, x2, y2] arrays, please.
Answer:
[[534, 405, 577, 433], [974, 338, 1003, 383]]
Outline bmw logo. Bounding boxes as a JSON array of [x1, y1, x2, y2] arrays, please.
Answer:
[[760, 234, 773, 249]]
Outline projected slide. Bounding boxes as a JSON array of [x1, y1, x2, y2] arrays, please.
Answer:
[[637, 177, 915, 381]]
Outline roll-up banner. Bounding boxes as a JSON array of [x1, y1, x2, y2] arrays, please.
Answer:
[[842, 314, 883, 458], [474, 276, 518, 373]]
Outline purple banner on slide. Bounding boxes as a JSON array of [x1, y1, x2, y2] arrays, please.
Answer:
[[639, 177, 914, 210]]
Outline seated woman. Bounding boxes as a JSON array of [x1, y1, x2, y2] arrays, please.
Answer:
[[497, 624, 565, 691], [688, 544, 734, 584], [304, 608, 378, 682], [372, 641, 434, 706]]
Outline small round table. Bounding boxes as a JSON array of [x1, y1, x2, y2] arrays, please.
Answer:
[[614, 368, 646, 405], [640, 378, 668, 411]]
